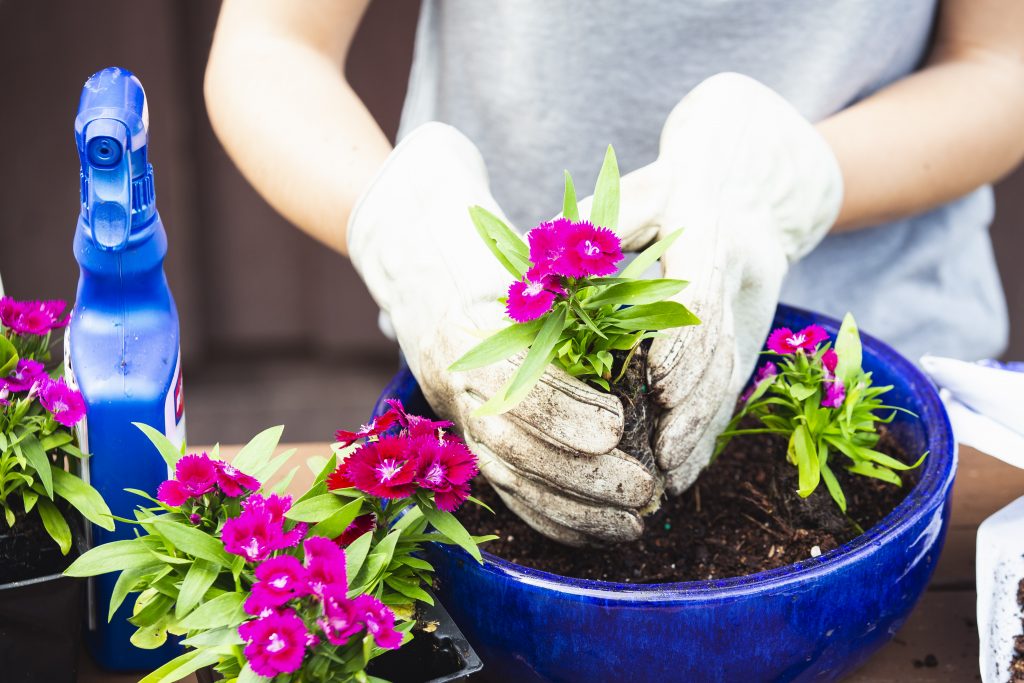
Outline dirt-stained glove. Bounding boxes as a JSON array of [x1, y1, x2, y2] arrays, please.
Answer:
[[348, 123, 659, 546], [580, 72, 844, 494]]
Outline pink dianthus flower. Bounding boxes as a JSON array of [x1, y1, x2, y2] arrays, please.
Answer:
[[238, 608, 310, 677], [38, 377, 86, 427], [554, 221, 623, 278], [766, 325, 829, 355], [5, 359, 47, 393]]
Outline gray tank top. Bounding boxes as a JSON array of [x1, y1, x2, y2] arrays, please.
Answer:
[[397, 0, 1008, 361]]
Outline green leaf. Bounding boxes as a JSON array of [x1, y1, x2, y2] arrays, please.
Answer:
[[20, 433, 52, 499], [477, 306, 567, 415], [21, 489, 38, 514], [237, 663, 272, 683], [468, 206, 530, 279], [286, 493, 346, 523], [130, 622, 169, 649], [36, 497, 72, 554], [449, 319, 544, 372], [138, 648, 223, 683], [0, 335, 18, 376], [176, 591, 246, 631], [562, 170, 580, 221], [350, 529, 401, 593], [590, 145, 620, 230], [834, 313, 863, 388], [385, 576, 434, 605], [65, 538, 157, 577], [309, 498, 363, 539], [175, 558, 220, 621], [108, 563, 161, 622], [344, 531, 374, 581], [790, 425, 820, 498], [422, 506, 482, 563], [818, 442, 847, 513], [143, 517, 233, 566], [51, 466, 114, 530], [252, 448, 296, 487], [619, 229, 683, 279], [584, 279, 687, 309], [129, 591, 175, 628], [180, 626, 245, 648], [606, 301, 700, 331], [845, 459, 902, 486], [231, 425, 285, 476], [789, 383, 816, 402], [133, 422, 182, 470]]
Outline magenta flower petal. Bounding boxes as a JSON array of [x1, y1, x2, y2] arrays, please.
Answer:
[[353, 594, 403, 649], [319, 585, 364, 645], [38, 377, 86, 427], [223, 494, 301, 563], [822, 379, 846, 409], [156, 480, 189, 507], [212, 460, 261, 497], [740, 361, 779, 403], [0, 298, 70, 336], [412, 434, 478, 512], [336, 513, 376, 547], [303, 536, 348, 598], [334, 409, 402, 447], [383, 398, 453, 437], [245, 556, 309, 613], [0, 381, 9, 407], [822, 348, 838, 373], [344, 436, 419, 500], [238, 608, 310, 677], [554, 221, 623, 278], [173, 453, 218, 497], [800, 325, 829, 350], [527, 218, 573, 267], [5, 359, 47, 392], [506, 279, 557, 323]]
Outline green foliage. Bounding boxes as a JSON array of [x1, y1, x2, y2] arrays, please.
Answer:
[[717, 314, 926, 515], [454, 146, 699, 414], [0, 321, 112, 553], [65, 425, 493, 683]]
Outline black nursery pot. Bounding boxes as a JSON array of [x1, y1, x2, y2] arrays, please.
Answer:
[[196, 596, 482, 683], [0, 511, 85, 683], [365, 598, 483, 683]]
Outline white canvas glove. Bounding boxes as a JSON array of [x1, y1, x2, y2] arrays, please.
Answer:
[[578, 72, 844, 493], [348, 124, 659, 546]]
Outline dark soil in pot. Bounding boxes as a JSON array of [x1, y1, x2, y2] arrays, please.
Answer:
[[0, 505, 79, 584], [607, 340, 657, 474], [1011, 577, 1024, 682], [458, 427, 917, 582]]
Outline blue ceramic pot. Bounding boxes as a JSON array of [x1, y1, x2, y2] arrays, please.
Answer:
[[371, 305, 956, 683]]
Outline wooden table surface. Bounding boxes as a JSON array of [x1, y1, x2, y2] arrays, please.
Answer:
[[80, 445, 1024, 683]]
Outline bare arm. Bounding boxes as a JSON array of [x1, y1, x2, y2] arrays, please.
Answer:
[[819, 0, 1024, 231], [204, 0, 390, 254]]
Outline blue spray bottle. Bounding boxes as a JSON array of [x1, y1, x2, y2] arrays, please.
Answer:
[[66, 67, 186, 669]]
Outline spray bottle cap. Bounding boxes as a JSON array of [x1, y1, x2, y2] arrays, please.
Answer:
[[74, 67, 156, 252]]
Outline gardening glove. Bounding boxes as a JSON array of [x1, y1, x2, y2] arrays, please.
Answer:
[[580, 72, 844, 494], [348, 123, 659, 546]]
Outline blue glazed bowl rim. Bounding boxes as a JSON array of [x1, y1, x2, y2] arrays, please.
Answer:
[[382, 305, 957, 602]]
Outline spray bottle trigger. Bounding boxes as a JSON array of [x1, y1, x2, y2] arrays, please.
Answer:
[[84, 119, 132, 252]]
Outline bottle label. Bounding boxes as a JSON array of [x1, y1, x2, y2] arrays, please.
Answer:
[[164, 349, 187, 456]]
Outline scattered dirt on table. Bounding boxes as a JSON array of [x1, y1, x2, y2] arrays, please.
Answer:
[[608, 339, 657, 475], [458, 427, 917, 582], [1010, 577, 1024, 682]]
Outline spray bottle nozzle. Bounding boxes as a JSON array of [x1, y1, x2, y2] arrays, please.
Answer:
[[75, 67, 154, 252]]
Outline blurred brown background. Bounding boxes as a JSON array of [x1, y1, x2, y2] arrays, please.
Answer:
[[0, 0, 1021, 445]]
